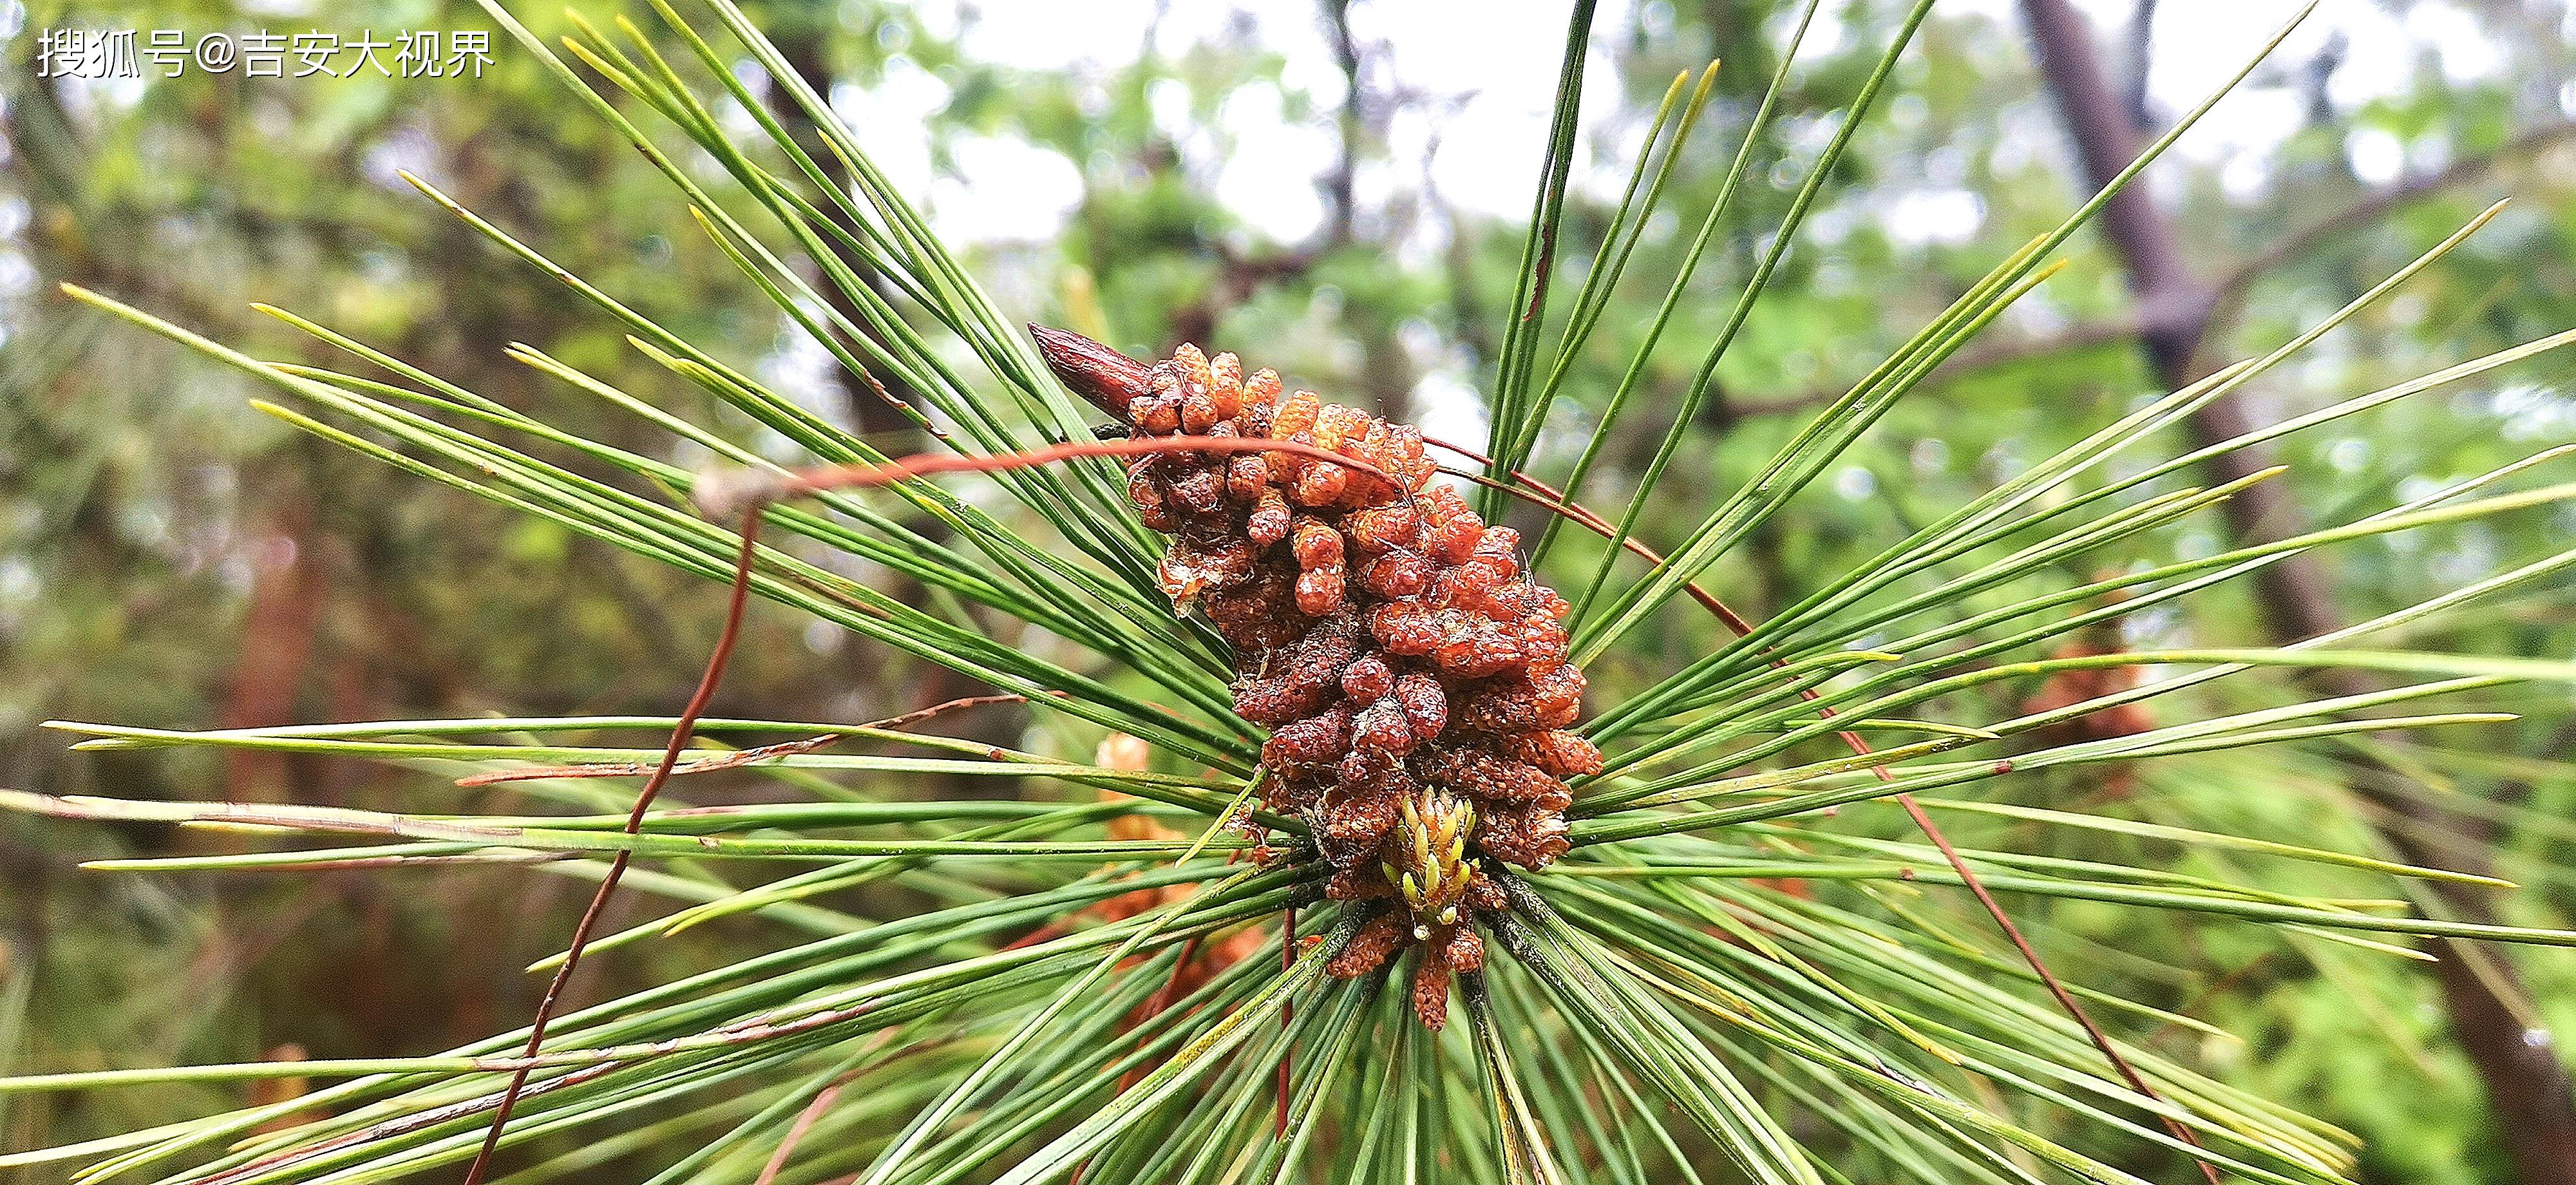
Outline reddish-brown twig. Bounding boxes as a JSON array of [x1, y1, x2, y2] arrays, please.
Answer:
[[455, 734, 842, 788], [754, 1074, 856, 1185], [459, 506, 763, 1185], [451, 693, 1022, 789], [1428, 433, 2219, 1179], [696, 435, 1401, 520], [866, 692, 1028, 732]]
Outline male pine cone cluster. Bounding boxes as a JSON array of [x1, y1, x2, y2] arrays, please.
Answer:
[[1034, 327, 1600, 1027]]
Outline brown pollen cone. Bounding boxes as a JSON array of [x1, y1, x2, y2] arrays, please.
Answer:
[[1035, 326, 1597, 1026]]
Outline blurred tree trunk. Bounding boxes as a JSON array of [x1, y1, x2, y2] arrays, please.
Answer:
[[220, 496, 323, 801], [2016, 1, 2576, 1177], [773, 28, 931, 442]]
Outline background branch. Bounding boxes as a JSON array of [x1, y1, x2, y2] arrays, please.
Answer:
[[1738, 119, 2576, 417], [2016, 1, 2576, 1178]]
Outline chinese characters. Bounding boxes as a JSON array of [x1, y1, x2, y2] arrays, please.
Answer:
[[34, 28, 495, 80]]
